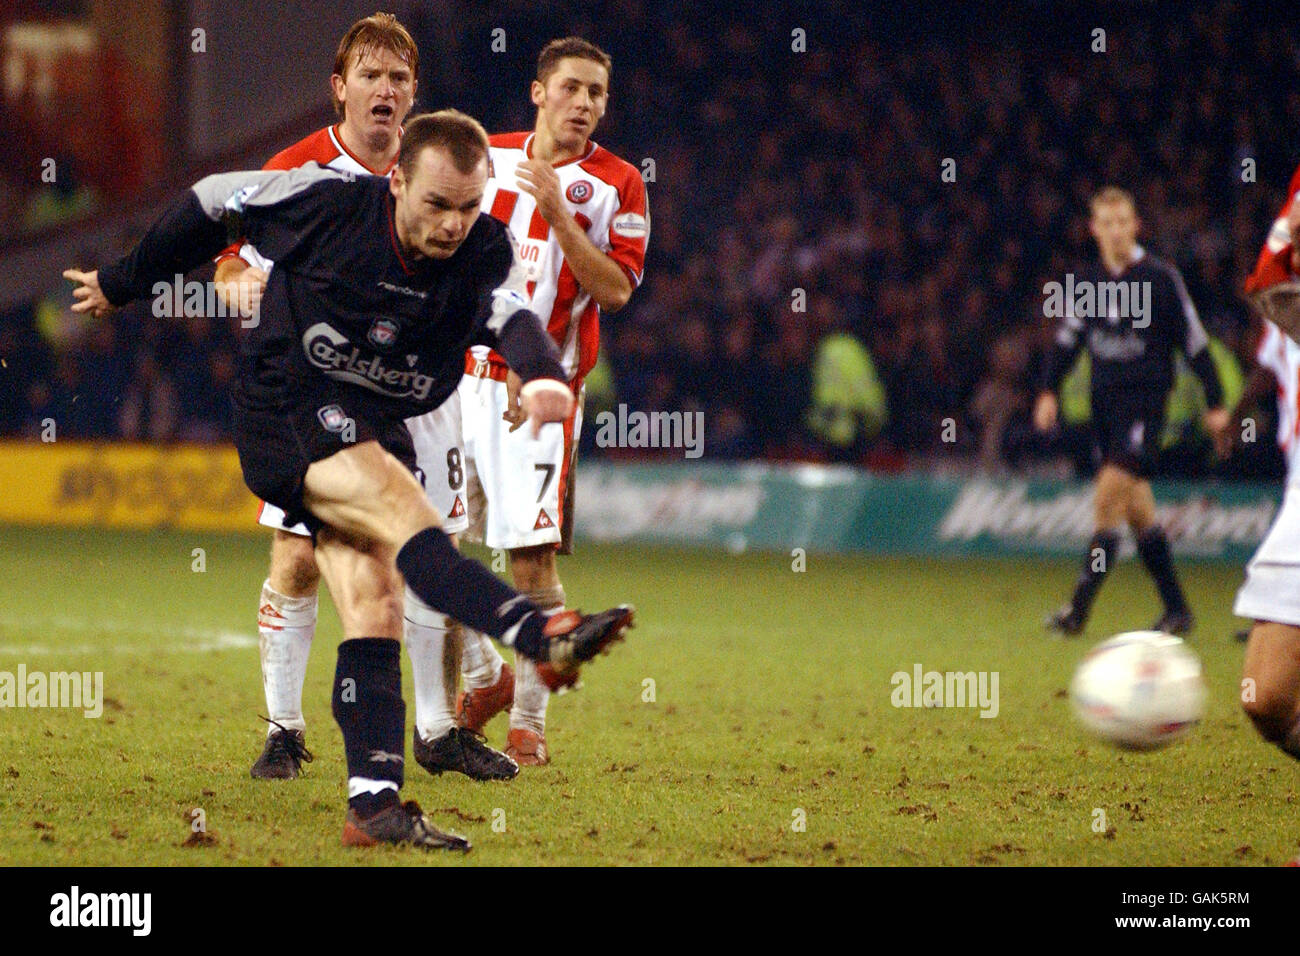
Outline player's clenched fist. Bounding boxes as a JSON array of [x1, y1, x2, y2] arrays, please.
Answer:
[[63, 269, 112, 318], [215, 263, 269, 319], [519, 378, 574, 437]]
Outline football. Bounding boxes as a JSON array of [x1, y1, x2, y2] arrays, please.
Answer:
[[1069, 631, 1207, 751]]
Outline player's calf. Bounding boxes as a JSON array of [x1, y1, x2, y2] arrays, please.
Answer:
[[1241, 620, 1300, 758], [1045, 528, 1120, 635]]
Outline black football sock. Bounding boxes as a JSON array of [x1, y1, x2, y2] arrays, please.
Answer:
[[332, 638, 404, 818], [396, 527, 547, 659], [1136, 526, 1190, 615], [1069, 529, 1120, 621]]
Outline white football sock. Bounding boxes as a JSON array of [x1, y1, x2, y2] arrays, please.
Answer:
[[258, 580, 316, 735], [404, 588, 459, 742], [510, 657, 550, 734], [461, 628, 504, 690], [510, 587, 565, 734]]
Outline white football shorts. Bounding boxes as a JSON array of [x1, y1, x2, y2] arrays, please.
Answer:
[[1235, 481, 1300, 626], [458, 370, 581, 551]]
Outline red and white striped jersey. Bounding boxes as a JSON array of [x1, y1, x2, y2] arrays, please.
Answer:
[[1247, 161, 1300, 481], [472, 131, 648, 382], [1256, 318, 1300, 481], [218, 124, 398, 271]]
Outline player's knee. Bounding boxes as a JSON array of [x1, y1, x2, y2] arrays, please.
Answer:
[[1241, 679, 1295, 742], [509, 544, 557, 591], [356, 597, 403, 638], [270, 533, 320, 596]]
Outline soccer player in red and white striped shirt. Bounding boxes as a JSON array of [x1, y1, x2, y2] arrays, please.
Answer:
[[1236, 162, 1300, 768], [452, 37, 649, 764]]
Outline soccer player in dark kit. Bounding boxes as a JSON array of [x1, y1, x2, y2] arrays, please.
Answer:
[[1034, 186, 1230, 637], [63, 110, 635, 851]]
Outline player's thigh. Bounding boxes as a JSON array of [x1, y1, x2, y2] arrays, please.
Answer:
[[1243, 622, 1300, 717], [405, 390, 468, 536], [1093, 463, 1133, 528], [303, 440, 438, 547], [1126, 478, 1157, 532], [314, 527, 403, 640]]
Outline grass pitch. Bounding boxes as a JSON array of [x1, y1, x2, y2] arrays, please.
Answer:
[[0, 525, 1292, 866]]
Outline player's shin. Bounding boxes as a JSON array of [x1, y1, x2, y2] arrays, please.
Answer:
[[461, 628, 505, 691], [1069, 529, 1121, 621], [332, 638, 405, 817], [403, 589, 460, 741], [511, 586, 565, 733], [1135, 526, 1190, 614], [257, 580, 317, 733], [395, 527, 547, 659]]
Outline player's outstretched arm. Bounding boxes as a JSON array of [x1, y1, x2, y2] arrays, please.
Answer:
[[82, 164, 343, 309]]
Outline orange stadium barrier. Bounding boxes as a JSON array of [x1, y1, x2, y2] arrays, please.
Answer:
[[0, 440, 259, 532]]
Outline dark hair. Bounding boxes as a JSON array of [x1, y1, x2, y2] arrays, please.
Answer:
[[398, 110, 490, 178], [332, 12, 419, 117], [536, 36, 612, 86]]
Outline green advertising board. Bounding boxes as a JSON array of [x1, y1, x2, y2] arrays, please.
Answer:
[[574, 462, 1280, 563]]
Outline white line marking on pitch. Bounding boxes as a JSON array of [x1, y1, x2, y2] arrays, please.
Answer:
[[0, 615, 256, 653]]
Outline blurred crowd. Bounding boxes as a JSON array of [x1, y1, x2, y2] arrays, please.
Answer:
[[3, 0, 1297, 478]]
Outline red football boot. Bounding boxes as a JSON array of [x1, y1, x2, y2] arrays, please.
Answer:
[[505, 727, 550, 767], [455, 662, 515, 733]]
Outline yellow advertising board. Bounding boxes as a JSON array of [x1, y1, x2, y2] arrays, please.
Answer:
[[0, 441, 261, 532]]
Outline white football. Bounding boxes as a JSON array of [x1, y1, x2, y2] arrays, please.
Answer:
[[1069, 631, 1206, 750]]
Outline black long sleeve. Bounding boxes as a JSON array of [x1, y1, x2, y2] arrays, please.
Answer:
[[1041, 339, 1081, 393], [98, 192, 229, 306], [1187, 346, 1224, 409], [493, 309, 566, 384], [98, 165, 346, 307]]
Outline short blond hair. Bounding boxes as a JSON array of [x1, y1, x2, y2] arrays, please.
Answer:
[[1089, 185, 1137, 216]]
